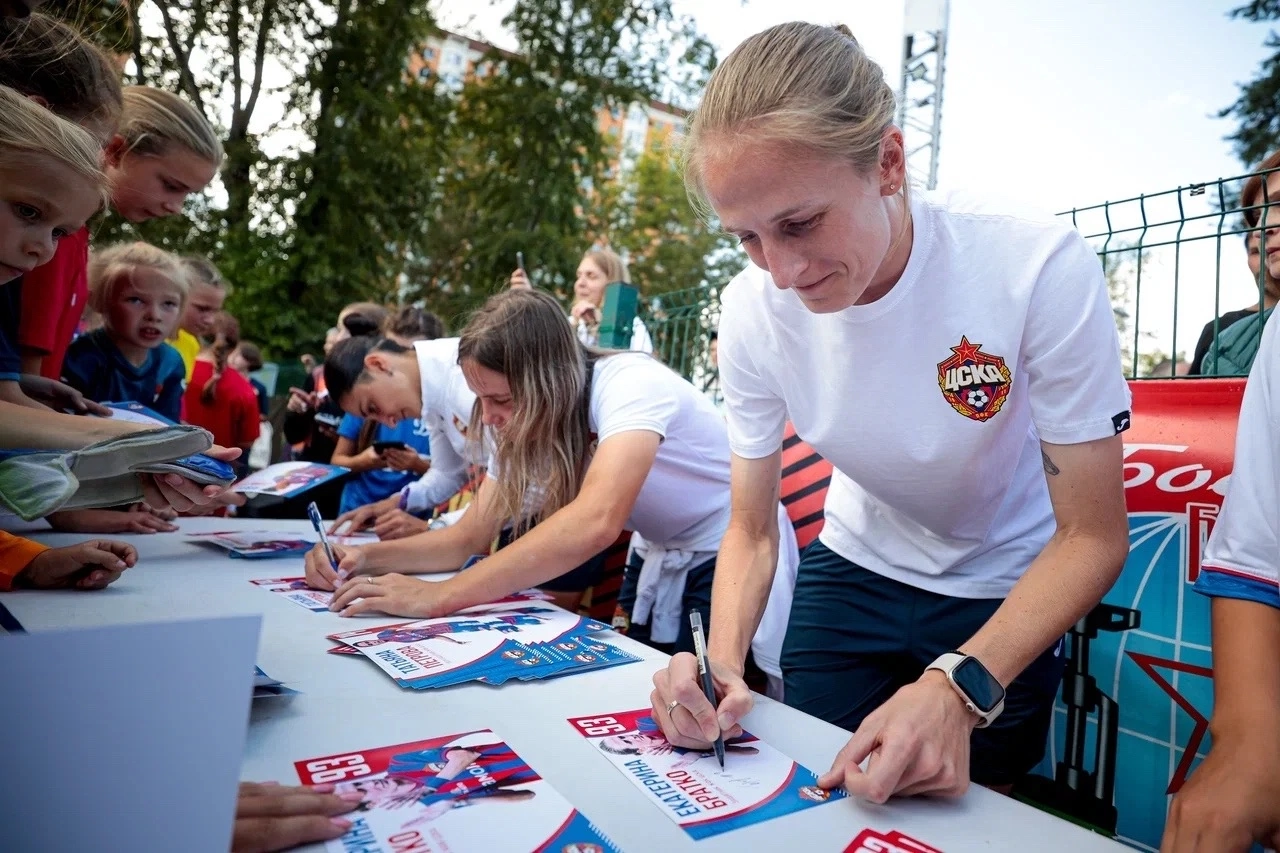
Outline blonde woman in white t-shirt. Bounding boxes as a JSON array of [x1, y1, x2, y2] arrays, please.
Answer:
[[510, 248, 654, 353], [304, 288, 795, 662], [650, 21, 1132, 804]]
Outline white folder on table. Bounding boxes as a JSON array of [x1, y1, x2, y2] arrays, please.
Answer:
[[0, 615, 260, 853]]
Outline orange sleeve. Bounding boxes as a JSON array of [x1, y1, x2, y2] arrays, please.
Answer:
[[0, 531, 49, 591]]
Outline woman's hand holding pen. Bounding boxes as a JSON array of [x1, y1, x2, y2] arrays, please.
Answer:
[[650, 653, 751, 750], [303, 542, 367, 591]]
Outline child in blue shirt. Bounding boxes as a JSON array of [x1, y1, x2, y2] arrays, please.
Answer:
[[332, 412, 431, 515], [62, 242, 188, 421]]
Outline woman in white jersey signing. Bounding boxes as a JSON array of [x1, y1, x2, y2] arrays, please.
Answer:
[[304, 288, 797, 661], [322, 334, 477, 540], [650, 21, 1132, 802]]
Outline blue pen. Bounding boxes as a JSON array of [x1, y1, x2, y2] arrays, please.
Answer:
[[306, 501, 341, 577]]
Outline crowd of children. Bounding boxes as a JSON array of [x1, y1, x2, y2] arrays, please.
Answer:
[[2, 6, 1279, 853]]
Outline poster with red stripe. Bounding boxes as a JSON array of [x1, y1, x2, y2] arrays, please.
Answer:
[[295, 731, 619, 853], [568, 708, 843, 839]]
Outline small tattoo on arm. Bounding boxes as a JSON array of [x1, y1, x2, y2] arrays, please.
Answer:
[[1041, 450, 1060, 476]]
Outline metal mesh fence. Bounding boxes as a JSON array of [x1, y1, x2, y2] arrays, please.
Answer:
[[638, 167, 1274, 384]]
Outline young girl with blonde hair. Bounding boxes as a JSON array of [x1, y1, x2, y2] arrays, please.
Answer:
[[0, 86, 239, 517], [649, 21, 1131, 804], [61, 242, 189, 421], [0, 13, 122, 400], [106, 86, 223, 223], [0, 88, 149, 593], [305, 288, 799, 667]]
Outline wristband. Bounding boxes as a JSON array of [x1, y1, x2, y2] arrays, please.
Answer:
[[398, 485, 411, 512]]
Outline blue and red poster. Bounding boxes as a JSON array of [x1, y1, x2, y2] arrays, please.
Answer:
[[569, 708, 843, 839], [296, 731, 619, 853]]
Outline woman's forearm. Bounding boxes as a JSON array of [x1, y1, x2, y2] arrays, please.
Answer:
[[363, 520, 492, 574], [1208, 596, 1280, 734], [434, 502, 622, 614], [708, 523, 779, 675], [960, 529, 1126, 686]]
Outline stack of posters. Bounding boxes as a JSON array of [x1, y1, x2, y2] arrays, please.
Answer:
[[295, 730, 620, 852], [569, 708, 845, 839], [327, 603, 638, 688]]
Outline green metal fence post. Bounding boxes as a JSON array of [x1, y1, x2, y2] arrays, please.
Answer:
[[599, 282, 638, 349]]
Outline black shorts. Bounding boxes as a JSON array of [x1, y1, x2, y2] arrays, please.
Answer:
[[780, 539, 1065, 787], [617, 552, 716, 657]]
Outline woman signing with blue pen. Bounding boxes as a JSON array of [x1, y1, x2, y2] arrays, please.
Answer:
[[303, 288, 799, 666]]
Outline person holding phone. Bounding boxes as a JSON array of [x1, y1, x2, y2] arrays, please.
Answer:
[[509, 249, 654, 353], [330, 392, 433, 517]]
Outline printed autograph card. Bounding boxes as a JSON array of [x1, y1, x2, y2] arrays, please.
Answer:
[[250, 576, 332, 612], [294, 731, 620, 853], [569, 708, 844, 840]]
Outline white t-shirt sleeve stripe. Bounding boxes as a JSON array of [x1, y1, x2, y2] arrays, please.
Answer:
[[718, 276, 788, 459], [1195, 315, 1279, 607], [1021, 229, 1132, 445]]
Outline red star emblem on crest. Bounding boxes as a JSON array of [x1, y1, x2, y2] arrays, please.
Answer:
[[1125, 652, 1213, 793], [949, 336, 983, 362]]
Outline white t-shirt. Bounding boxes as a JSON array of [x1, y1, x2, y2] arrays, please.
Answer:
[[718, 188, 1132, 599], [402, 338, 479, 513], [587, 353, 730, 545], [1197, 314, 1279, 607], [577, 315, 654, 354]]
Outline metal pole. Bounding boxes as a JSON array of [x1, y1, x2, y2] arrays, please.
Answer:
[[927, 27, 947, 189]]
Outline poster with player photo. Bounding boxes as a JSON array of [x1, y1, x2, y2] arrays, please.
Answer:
[[568, 708, 844, 840], [295, 731, 620, 853]]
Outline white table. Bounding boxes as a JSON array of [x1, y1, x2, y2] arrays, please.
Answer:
[[2, 518, 1129, 853]]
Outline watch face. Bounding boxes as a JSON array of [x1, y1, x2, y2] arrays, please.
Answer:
[[952, 657, 1005, 713]]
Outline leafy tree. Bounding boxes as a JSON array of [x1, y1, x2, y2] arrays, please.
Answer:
[[587, 140, 743, 378], [407, 0, 716, 330], [596, 141, 743, 298], [1222, 0, 1280, 165], [64, 1, 450, 356]]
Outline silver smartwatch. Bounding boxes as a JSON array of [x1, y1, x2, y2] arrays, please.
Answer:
[[925, 652, 1006, 728]]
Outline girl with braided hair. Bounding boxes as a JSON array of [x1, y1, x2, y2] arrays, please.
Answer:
[[183, 311, 259, 474]]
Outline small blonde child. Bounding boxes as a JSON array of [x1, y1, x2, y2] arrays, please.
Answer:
[[61, 242, 189, 421], [0, 85, 138, 590]]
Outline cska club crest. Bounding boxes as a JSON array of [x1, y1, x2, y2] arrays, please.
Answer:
[[937, 336, 1012, 422]]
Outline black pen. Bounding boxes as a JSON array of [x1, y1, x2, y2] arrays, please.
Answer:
[[689, 610, 725, 768]]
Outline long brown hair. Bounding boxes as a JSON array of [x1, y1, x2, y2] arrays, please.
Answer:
[[458, 289, 613, 533], [201, 312, 241, 405]]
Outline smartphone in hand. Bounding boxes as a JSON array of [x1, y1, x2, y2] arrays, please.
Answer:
[[373, 440, 408, 454]]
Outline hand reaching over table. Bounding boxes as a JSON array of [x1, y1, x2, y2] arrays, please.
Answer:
[[231, 782, 361, 853]]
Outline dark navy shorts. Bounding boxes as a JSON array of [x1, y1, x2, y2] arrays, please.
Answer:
[[492, 528, 609, 593], [780, 539, 1065, 787], [617, 553, 716, 657]]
